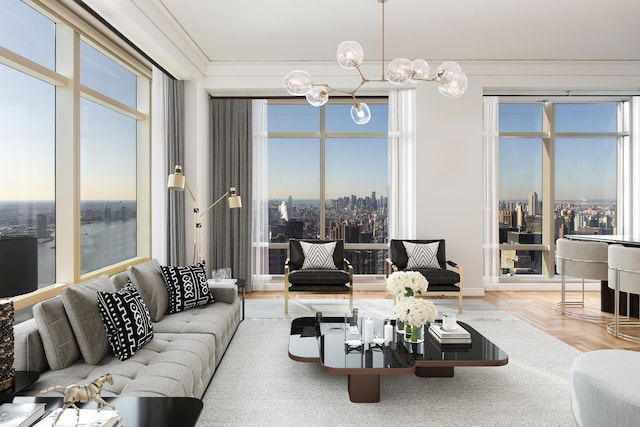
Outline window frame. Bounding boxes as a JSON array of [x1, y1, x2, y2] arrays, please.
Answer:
[[266, 97, 389, 276], [1, 0, 152, 310], [496, 96, 630, 279]]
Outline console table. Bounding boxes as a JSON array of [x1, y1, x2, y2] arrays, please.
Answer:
[[565, 234, 640, 316]]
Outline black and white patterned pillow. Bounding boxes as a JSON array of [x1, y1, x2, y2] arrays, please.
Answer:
[[403, 241, 441, 269], [300, 241, 338, 269], [97, 283, 153, 361], [160, 261, 215, 313]]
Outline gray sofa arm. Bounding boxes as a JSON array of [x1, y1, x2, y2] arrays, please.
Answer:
[[209, 283, 238, 304], [14, 318, 49, 372]]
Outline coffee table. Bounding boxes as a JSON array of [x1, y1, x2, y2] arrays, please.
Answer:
[[11, 395, 203, 426], [289, 316, 508, 403]]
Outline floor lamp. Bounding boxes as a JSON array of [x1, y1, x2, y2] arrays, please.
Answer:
[[167, 165, 242, 264]]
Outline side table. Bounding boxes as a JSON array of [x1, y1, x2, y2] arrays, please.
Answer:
[[236, 279, 246, 320]]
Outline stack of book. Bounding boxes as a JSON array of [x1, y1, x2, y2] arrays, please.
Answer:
[[428, 323, 471, 345], [33, 408, 123, 427], [0, 402, 46, 427]]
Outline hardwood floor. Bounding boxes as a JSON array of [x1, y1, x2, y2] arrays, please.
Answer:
[[246, 290, 640, 353]]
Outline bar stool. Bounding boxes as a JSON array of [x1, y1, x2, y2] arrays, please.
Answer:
[[555, 238, 610, 321], [606, 244, 640, 342]]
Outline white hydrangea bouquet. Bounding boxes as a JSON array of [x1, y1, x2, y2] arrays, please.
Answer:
[[386, 271, 428, 298], [394, 297, 438, 328]]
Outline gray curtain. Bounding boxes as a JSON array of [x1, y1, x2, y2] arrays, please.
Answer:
[[209, 98, 252, 290], [166, 79, 186, 266]]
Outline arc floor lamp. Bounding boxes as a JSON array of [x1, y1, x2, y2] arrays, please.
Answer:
[[167, 165, 242, 263]]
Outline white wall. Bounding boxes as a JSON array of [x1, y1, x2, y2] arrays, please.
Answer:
[[183, 60, 640, 294]]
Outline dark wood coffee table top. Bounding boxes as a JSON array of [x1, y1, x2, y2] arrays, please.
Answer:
[[12, 395, 203, 427]]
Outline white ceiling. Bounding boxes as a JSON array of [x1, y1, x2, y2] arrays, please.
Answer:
[[83, 0, 640, 77]]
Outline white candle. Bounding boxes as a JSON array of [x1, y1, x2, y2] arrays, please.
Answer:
[[384, 323, 394, 343], [363, 318, 374, 343]]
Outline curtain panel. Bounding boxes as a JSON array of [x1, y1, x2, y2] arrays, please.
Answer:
[[209, 98, 253, 290], [165, 78, 186, 266]]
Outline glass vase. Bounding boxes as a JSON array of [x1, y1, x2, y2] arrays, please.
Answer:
[[396, 320, 405, 334], [407, 324, 425, 343]]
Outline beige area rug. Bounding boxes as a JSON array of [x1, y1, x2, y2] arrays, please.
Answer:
[[197, 299, 579, 426]]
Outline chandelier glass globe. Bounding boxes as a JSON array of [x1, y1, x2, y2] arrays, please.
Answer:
[[283, 70, 313, 96], [336, 41, 364, 69], [350, 102, 371, 125], [305, 86, 329, 106], [387, 58, 412, 85], [409, 59, 430, 83]]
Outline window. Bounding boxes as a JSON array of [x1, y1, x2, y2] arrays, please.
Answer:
[[496, 98, 625, 277], [267, 99, 389, 275], [0, 0, 151, 305], [79, 42, 138, 274]]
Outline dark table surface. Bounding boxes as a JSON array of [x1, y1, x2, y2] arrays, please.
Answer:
[[12, 395, 203, 427]]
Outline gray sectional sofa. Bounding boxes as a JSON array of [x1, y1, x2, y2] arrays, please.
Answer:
[[13, 259, 241, 398]]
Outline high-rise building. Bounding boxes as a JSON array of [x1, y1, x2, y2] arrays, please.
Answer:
[[528, 192, 539, 216]]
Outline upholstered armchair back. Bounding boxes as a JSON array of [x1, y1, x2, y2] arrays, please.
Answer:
[[289, 239, 345, 271], [389, 239, 447, 270]]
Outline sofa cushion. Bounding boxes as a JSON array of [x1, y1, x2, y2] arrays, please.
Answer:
[[20, 332, 216, 399], [403, 241, 441, 270], [33, 297, 80, 370], [300, 241, 338, 270], [61, 275, 115, 365], [127, 259, 169, 321], [160, 261, 214, 314], [98, 283, 154, 361]]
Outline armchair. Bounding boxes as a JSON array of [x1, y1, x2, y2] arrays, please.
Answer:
[[385, 239, 463, 313], [284, 239, 354, 314]]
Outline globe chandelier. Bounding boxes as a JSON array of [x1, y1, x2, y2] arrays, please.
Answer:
[[283, 0, 468, 125]]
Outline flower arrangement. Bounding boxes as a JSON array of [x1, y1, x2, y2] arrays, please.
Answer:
[[386, 271, 428, 298], [393, 297, 438, 327]]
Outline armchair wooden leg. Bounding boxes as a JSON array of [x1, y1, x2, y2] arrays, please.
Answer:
[[458, 293, 463, 314]]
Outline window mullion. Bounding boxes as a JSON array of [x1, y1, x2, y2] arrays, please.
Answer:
[[319, 105, 326, 239], [541, 101, 554, 278]]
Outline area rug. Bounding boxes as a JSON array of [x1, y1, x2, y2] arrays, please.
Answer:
[[197, 299, 579, 426]]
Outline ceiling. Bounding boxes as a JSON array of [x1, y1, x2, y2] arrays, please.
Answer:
[[82, 0, 640, 78]]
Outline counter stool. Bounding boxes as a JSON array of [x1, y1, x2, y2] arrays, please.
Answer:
[[606, 244, 640, 342], [555, 238, 610, 321]]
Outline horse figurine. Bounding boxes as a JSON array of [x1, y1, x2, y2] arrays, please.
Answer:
[[41, 372, 116, 426]]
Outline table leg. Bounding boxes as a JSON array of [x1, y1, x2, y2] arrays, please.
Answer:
[[415, 366, 454, 377], [241, 287, 245, 320], [347, 375, 380, 403]]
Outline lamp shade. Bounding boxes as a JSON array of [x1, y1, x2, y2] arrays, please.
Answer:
[[228, 187, 242, 209], [0, 236, 38, 298], [167, 165, 186, 190]]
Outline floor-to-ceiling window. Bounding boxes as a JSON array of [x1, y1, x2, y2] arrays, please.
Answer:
[[496, 97, 626, 278], [266, 98, 389, 275], [0, 0, 151, 304]]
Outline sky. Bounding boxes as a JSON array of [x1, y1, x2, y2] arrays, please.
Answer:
[[0, 1, 137, 202], [498, 103, 617, 201], [267, 103, 389, 200]]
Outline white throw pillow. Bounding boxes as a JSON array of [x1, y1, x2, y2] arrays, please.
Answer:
[[403, 241, 441, 269], [300, 241, 338, 270]]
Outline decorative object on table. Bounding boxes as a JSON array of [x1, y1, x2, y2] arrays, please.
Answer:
[[167, 164, 242, 263], [386, 271, 429, 298], [0, 402, 45, 427], [393, 297, 438, 343], [429, 322, 472, 345], [442, 312, 457, 332], [0, 236, 38, 397], [283, 0, 467, 125], [0, 300, 14, 394], [386, 271, 429, 335], [33, 408, 122, 427], [41, 373, 116, 426]]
